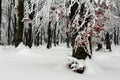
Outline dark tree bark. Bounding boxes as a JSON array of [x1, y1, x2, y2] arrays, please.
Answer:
[[0, 0, 1, 25], [53, 22, 57, 46], [56, 29, 60, 45], [40, 28, 43, 45], [70, 2, 91, 60], [15, 0, 24, 47], [66, 33, 70, 48], [66, 18, 70, 48], [47, 21, 52, 49], [116, 27, 119, 45], [96, 43, 102, 51], [12, 0, 17, 45], [69, 2, 79, 23], [105, 32, 112, 51], [12, 14, 17, 45], [0, 0, 2, 44], [60, 34, 63, 43], [27, 23, 32, 48], [71, 29, 78, 48], [34, 32, 40, 46], [88, 36, 92, 54], [114, 27, 117, 45], [72, 45, 91, 60]]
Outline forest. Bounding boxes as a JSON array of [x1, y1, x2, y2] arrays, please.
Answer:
[[0, 0, 120, 79]]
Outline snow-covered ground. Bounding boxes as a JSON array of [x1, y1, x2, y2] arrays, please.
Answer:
[[0, 43, 120, 80]]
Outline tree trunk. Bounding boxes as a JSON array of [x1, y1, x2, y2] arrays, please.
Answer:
[[27, 23, 32, 48], [43, 28, 46, 43], [72, 46, 91, 60], [56, 29, 60, 45], [8, 3, 12, 45], [0, 0, 2, 44], [96, 43, 102, 51], [88, 36, 92, 54], [53, 22, 57, 46], [71, 33, 91, 59], [114, 27, 117, 45], [13, 14, 17, 45], [15, 0, 24, 47], [105, 32, 112, 51], [60, 34, 63, 43], [36, 32, 40, 46], [116, 27, 119, 45], [40, 28, 43, 45], [66, 33, 70, 48], [47, 21, 52, 49]]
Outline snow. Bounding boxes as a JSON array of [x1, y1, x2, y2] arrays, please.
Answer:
[[0, 44, 120, 80]]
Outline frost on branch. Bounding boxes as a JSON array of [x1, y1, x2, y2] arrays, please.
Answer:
[[67, 0, 115, 59]]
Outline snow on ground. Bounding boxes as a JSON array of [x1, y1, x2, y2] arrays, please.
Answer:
[[0, 43, 120, 80]]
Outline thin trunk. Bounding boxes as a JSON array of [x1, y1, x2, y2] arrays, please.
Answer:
[[40, 28, 43, 45], [117, 27, 119, 45], [0, 0, 2, 44], [105, 32, 112, 51], [27, 23, 32, 48], [13, 14, 17, 45], [88, 36, 92, 54], [56, 29, 60, 45], [66, 33, 70, 48], [54, 22, 57, 46], [66, 20, 70, 48], [60, 34, 63, 43], [43, 28, 46, 43], [114, 27, 117, 45], [47, 21, 52, 49], [36, 32, 40, 46]]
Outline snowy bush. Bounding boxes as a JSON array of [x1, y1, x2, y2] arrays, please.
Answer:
[[67, 57, 86, 74]]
